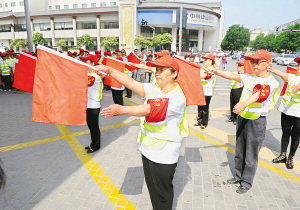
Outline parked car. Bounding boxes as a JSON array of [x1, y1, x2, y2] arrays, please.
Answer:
[[277, 54, 296, 65], [289, 61, 297, 66], [232, 54, 238, 59], [224, 51, 230, 57], [270, 52, 280, 62]]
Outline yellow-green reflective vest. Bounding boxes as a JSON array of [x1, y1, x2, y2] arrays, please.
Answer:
[[138, 84, 189, 150], [1, 60, 10, 75], [239, 74, 280, 120], [99, 57, 103, 64], [282, 74, 300, 108]]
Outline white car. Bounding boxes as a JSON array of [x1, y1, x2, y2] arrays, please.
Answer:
[[277, 54, 296, 66]]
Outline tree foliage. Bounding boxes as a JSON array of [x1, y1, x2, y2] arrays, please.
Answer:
[[100, 36, 118, 49], [77, 34, 94, 47], [221, 25, 250, 51], [134, 35, 151, 48], [10, 39, 25, 50], [250, 33, 265, 50], [56, 39, 67, 47], [151, 33, 173, 46], [32, 32, 45, 45], [275, 23, 300, 51]]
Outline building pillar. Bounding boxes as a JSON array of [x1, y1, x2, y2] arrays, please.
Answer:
[[198, 28, 203, 52], [50, 17, 55, 46], [171, 25, 177, 52], [72, 16, 77, 47], [96, 15, 100, 51], [30, 18, 34, 33], [10, 24, 15, 40]]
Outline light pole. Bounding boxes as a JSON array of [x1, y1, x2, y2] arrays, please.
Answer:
[[24, 0, 34, 52], [178, 6, 183, 55]]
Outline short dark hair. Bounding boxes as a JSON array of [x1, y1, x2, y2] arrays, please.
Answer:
[[190, 54, 195, 59], [148, 55, 153, 58], [134, 49, 138, 52], [170, 68, 178, 80], [141, 48, 145, 51]]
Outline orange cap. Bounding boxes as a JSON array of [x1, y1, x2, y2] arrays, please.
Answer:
[[156, 51, 170, 57], [80, 55, 99, 65], [236, 61, 245, 66], [244, 49, 272, 62], [147, 55, 179, 72], [201, 54, 215, 62], [294, 57, 300, 63]]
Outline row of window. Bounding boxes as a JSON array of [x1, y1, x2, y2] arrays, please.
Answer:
[[0, 1, 23, 8], [49, 2, 116, 10]]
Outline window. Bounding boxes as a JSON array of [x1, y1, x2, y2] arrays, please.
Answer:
[[77, 22, 97, 30], [104, 22, 119, 29], [91, 3, 96, 7], [5, 3, 8, 7], [55, 5, 60, 9], [0, 3, 2, 8], [14, 24, 27, 32], [73, 4, 78, 8], [54, 22, 73, 30], [19, 1, 24, 6], [82, 4, 87, 8], [100, 2, 106, 7], [49, 6, 52, 10], [0, 25, 11, 32], [110, 2, 116, 6], [33, 23, 51, 31], [64, 5, 69, 9], [11, 2, 16, 7]]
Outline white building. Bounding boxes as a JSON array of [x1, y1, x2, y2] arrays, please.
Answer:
[[0, 0, 224, 53]]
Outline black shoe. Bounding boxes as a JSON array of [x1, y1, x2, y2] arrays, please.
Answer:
[[194, 123, 201, 126], [233, 121, 237, 125], [200, 125, 206, 129], [236, 185, 249, 194], [85, 146, 91, 150], [86, 147, 100, 153], [125, 95, 128, 97], [272, 153, 286, 163], [227, 178, 239, 184], [286, 156, 294, 169], [226, 119, 234, 122]]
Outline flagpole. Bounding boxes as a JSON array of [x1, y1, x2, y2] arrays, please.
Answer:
[[179, 6, 183, 56], [24, 0, 34, 52]]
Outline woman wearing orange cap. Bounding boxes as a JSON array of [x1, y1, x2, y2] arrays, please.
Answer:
[[95, 55, 188, 210], [268, 57, 300, 169]]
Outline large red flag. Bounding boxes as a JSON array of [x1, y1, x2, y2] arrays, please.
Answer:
[[32, 45, 89, 126], [12, 52, 37, 93], [126, 52, 140, 71], [174, 56, 206, 106], [104, 57, 125, 89], [280, 66, 298, 96]]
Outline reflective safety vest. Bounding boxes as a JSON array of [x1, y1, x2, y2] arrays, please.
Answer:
[[282, 74, 300, 108], [239, 74, 280, 120], [99, 57, 103, 64], [1, 60, 10, 75], [231, 72, 242, 89], [138, 84, 189, 150], [12, 59, 16, 73]]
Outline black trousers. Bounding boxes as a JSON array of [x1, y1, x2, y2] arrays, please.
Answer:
[[112, 89, 124, 105], [142, 155, 177, 210], [235, 116, 266, 189], [86, 108, 101, 149], [229, 88, 243, 121], [281, 112, 300, 157], [1, 75, 11, 90], [125, 88, 132, 98], [197, 96, 212, 126]]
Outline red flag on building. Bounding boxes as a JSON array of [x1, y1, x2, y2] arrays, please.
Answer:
[[32, 45, 89, 126], [280, 66, 298, 96], [174, 56, 206, 106], [103, 57, 125, 89], [12, 52, 37, 93], [126, 52, 140, 71]]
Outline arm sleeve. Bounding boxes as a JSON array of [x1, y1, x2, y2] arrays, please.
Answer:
[[239, 74, 248, 87]]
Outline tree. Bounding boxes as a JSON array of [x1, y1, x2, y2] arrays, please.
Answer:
[[221, 25, 250, 51], [151, 34, 163, 46], [100, 36, 118, 49], [134, 35, 151, 48], [56, 39, 67, 47], [274, 23, 300, 52], [263, 34, 276, 51], [251, 33, 265, 50], [151, 33, 173, 46], [77, 34, 94, 49], [10, 39, 25, 50], [32, 32, 45, 45]]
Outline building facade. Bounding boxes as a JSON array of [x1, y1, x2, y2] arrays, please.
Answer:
[[0, 0, 224, 53], [273, 18, 300, 34]]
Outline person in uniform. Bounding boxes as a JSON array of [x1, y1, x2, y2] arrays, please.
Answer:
[[79, 55, 103, 153], [95, 54, 188, 210], [0, 53, 13, 91], [209, 49, 280, 194], [227, 61, 244, 125], [194, 54, 216, 129], [270, 57, 300, 169]]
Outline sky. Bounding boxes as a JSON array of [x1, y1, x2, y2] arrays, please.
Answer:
[[180, 0, 299, 35]]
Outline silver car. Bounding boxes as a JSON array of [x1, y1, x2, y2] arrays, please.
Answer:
[[277, 54, 296, 66]]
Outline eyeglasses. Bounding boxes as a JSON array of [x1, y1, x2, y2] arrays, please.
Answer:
[[250, 60, 267, 65], [121, 52, 125, 53]]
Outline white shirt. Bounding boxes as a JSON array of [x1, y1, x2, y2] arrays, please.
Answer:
[[138, 83, 186, 164], [87, 72, 102, 108], [201, 69, 216, 96], [278, 74, 300, 118]]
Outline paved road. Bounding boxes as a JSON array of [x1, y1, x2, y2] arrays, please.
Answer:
[[1, 58, 300, 210]]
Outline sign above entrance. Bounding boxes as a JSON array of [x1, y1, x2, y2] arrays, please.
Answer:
[[172, 10, 217, 28]]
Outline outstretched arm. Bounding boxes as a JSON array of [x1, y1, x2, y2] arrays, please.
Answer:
[[209, 68, 241, 83], [101, 104, 150, 117], [127, 62, 152, 71], [267, 66, 288, 82], [233, 91, 260, 114], [95, 65, 146, 98]]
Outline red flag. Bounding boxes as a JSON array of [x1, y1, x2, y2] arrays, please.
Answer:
[[280, 66, 298, 96], [126, 52, 140, 71], [104, 57, 125, 89], [244, 59, 255, 74], [32, 45, 88, 126], [174, 56, 206, 106], [12, 52, 37, 93]]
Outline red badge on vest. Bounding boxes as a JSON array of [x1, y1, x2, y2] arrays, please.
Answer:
[[253, 84, 270, 103], [88, 75, 95, 86], [146, 98, 169, 123]]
